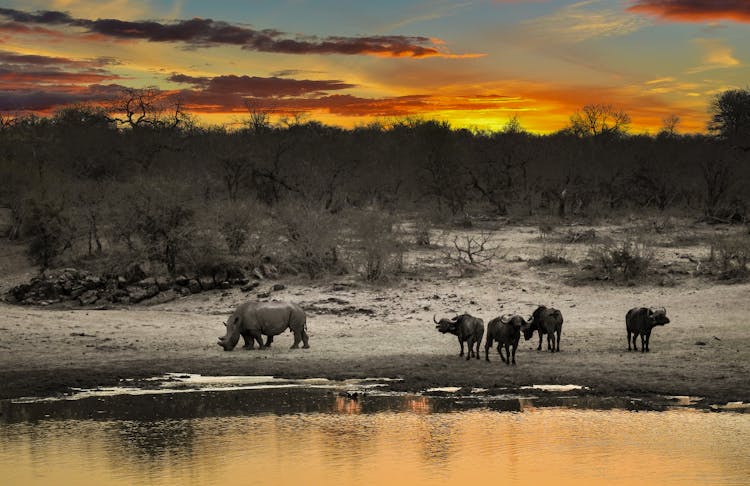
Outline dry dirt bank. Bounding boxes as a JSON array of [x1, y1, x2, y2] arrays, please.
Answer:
[[1, 224, 749, 404]]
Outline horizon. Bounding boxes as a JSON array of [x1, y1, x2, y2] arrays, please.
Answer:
[[1, 1, 749, 134]]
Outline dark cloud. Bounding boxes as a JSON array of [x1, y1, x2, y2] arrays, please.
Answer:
[[0, 49, 116, 68], [169, 73, 354, 97], [0, 84, 124, 111], [628, 1, 750, 23], [0, 7, 465, 57]]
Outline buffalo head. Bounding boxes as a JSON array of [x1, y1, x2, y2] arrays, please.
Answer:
[[649, 307, 670, 327], [218, 315, 241, 351], [434, 314, 459, 334], [501, 313, 534, 330]]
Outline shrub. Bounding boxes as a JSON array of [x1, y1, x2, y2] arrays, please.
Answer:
[[586, 238, 654, 280], [350, 210, 404, 281], [706, 235, 749, 280], [274, 201, 344, 279], [23, 198, 75, 269], [414, 218, 432, 246], [217, 201, 267, 256]]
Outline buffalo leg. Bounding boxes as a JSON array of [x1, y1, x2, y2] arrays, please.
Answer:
[[547, 333, 553, 352], [499, 344, 507, 364], [556, 329, 561, 352], [627, 331, 631, 351], [640, 334, 647, 353], [475, 339, 481, 360], [537, 332, 543, 351], [458, 336, 464, 357], [301, 329, 310, 348], [485, 337, 493, 362], [465, 337, 474, 361], [644, 331, 651, 352], [504, 344, 511, 365], [511, 343, 517, 365]]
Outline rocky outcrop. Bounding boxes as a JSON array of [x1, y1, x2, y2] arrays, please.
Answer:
[[5, 264, 259, 307]]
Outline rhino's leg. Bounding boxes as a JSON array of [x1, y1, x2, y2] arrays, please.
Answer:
[[248, 330, 264, 349], [264, 335, 273, 348], [301, 329, 310, 349], [291, 330, 302, 349], [241, 332, 255, 350]]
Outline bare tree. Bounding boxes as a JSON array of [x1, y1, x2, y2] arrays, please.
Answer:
[[568, 104, 631, 137], [659, 114, 680, 138]]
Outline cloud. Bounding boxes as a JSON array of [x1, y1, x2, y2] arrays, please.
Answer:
[[520, 0, 649, 43], [686, 38, 741, 73], [0, 49, 116, 68], [0, 7, 479, 58], [627, 1, 750, 23], [167, 73, 355, 97]]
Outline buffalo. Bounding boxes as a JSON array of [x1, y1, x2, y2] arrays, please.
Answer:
[[523, 305, 564, 352], [434, 314, 484, 360], [218, 301, 308, 351], [485, 314, 533, 365], [626, 307, 669, 352]]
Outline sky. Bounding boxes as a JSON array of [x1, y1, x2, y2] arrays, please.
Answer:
[[0, 0, 748, 133]]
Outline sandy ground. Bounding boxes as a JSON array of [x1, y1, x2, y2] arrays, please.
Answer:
[[1, 222, 749, 404]]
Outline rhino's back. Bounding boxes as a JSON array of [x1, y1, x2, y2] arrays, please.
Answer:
[[246, 301, 305, 335]]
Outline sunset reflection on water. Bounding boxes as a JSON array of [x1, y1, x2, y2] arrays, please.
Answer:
[[1, 395, 748, 486]]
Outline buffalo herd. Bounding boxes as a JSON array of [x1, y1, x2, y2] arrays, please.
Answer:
[[435, 306, 670, 365]]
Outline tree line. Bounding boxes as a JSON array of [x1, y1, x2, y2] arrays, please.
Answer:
[[0, 87, 748, 275]]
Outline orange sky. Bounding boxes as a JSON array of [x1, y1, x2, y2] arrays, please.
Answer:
[[0, 1, 748, 133]]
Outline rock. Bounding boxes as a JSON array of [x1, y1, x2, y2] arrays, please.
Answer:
[[272, 283, 286, 291], [219, 281, 232, 289], [261, 263, 278, 278], [126, 285, 158, 303], [137, 277, 158, 288], [175, 275, 190, 286], [141, 290, 178, 306], [156, 276, 173, 291], [188, 279, 202, 294], [213, 269, 228, 285], [241, 281, 260, 292], [125, 264, 147, 283], [257, 291, 271, 298], [176, 286, 191, 296], [252, 267, 265, 280], [79, 290, 99, 306], [198, 277, 215, 291]]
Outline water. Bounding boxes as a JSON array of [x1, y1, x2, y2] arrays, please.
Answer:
[[1, 386, 748, 485]]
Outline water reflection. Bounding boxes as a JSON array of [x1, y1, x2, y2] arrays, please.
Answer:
[[1, 390, 749, 486]]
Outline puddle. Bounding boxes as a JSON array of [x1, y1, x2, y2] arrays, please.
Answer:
[[520, 384, 587, 392]]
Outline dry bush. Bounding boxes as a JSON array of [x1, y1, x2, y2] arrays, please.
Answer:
[[216, 201, 268, 258], [273, 202, 344, 279], [414, 218, 433, 246], [704, 235, 750, 281], [531, 222, 570, 265], [349, 210, 404, 282], [584, 237, 655, 281], [440, 231, 498, 275]]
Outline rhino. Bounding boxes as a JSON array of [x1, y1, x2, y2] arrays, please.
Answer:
[[218, 301, 309, 351]]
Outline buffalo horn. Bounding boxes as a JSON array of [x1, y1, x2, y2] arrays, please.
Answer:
[[433, 314, 439, 324], [527, 315, 534, 324], [500, 314, 512, 324]]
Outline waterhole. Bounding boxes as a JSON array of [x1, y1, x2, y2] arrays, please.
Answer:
[[1, 380, 747, 485]]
